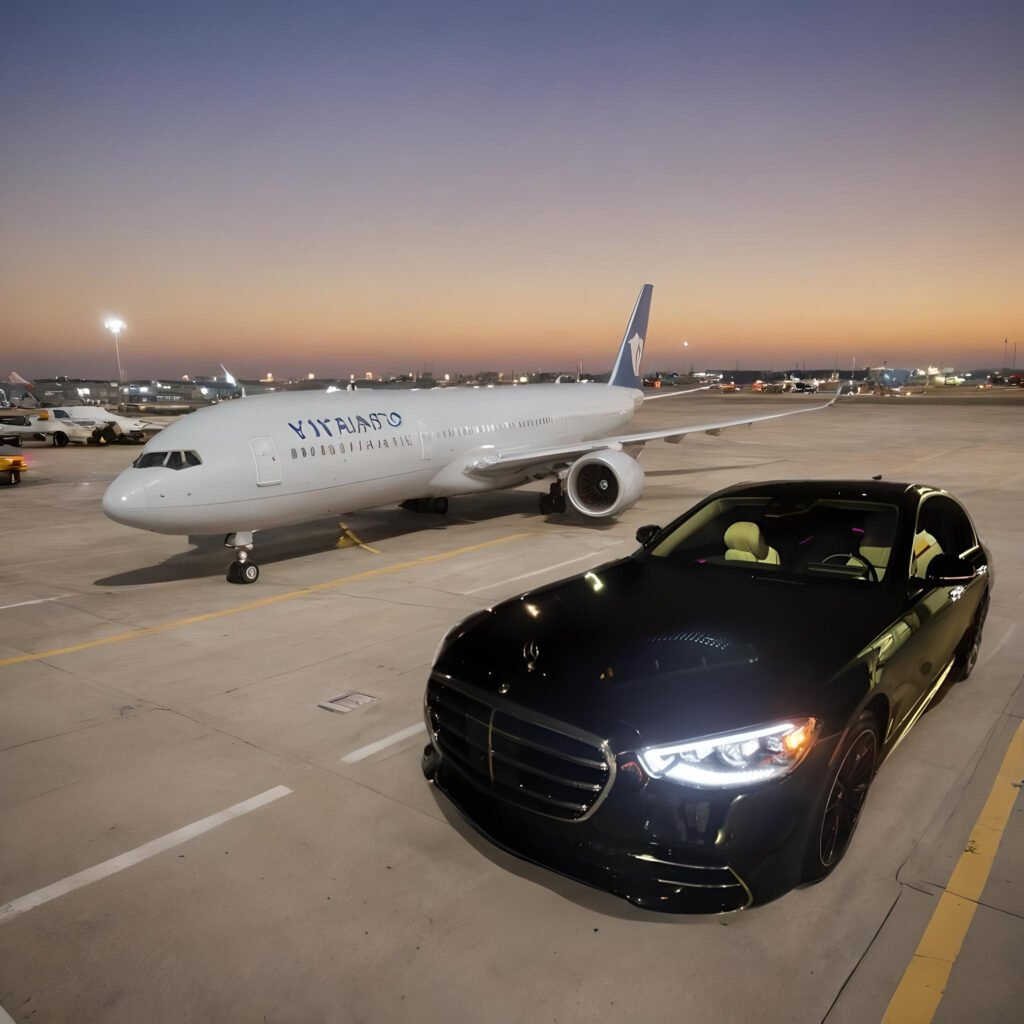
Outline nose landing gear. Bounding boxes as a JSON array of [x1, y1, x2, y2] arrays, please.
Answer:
[[225, 532, 260, 584]]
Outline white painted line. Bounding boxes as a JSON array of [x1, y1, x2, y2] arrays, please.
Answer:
[[342, 722, 426, 763], [0, 595, 71, 611], [465, 548, 619, 594], [0, 1004, 15, 1023], [0, 785, 292, 924]]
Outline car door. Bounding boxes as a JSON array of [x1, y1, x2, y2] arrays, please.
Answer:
[[881, 494, 985, 740]]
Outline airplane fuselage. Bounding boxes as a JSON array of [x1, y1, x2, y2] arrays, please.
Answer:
[[103, 384, 642, 535]]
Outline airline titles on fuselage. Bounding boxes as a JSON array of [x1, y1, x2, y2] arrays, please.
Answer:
[[288, 411, 404, 440]]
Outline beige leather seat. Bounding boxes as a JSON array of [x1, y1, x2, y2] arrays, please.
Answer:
[[912, 529, 942, 578], [724, 521, 780, 564]]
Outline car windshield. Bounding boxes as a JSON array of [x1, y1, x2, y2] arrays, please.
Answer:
[[649, 496, 900, 584]]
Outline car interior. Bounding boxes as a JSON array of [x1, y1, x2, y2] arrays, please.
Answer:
[[651, 497, 901, 583]]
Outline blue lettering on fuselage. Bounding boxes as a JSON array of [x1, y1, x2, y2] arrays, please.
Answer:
[[288, 411, 401, 441]]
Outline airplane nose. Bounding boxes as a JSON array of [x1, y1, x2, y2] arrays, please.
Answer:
[[102, 473, 151, 526]]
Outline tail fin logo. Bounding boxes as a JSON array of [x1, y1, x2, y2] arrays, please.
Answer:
[[629, 333, 644, 378]]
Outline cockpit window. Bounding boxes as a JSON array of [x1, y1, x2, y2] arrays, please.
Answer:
[[132, 450, 202, 470], [134, 451, 169, 468]]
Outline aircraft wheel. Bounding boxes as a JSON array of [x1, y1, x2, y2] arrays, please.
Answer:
[[539, 494, 554, 514], [227, 561, 259, 584], [552, 495, 566, 513]]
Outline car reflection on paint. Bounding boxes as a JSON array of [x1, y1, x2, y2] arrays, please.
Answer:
[[422, 480, 993, 913]]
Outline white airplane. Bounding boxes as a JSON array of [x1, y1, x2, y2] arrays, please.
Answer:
[[103, 285, 839, 583]]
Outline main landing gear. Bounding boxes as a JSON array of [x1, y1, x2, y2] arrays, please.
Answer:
[[538, 481, 566, 515], [224, 532, 260, 584], [400, 497, 449, 514]]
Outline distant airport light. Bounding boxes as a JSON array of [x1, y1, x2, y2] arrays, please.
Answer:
[[104, 317, 127, 410]]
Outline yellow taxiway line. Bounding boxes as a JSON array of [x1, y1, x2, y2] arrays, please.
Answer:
[[883, 717, 1024, 1022], [0, 533, 530, 668]]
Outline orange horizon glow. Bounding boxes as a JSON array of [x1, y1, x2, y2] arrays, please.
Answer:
[[2, 3, 1021, 379]]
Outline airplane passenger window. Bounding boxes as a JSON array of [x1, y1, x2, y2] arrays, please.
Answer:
[[291, 449, 298, 459]]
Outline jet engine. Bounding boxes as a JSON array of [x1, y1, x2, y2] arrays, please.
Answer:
[[566, 449, 645, 517]]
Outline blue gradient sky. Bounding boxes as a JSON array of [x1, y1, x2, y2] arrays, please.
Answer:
[[2, 1, 1021, 379]]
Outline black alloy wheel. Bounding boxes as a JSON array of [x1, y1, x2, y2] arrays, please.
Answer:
[[803, 713, 879, 881]]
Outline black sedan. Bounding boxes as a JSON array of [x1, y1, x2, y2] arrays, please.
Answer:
[[422, 480, 993, 913]]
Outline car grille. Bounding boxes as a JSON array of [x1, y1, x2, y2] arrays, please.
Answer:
[[426, 676, 613, 821]]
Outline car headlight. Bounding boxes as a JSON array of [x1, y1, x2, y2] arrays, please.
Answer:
[[638, 718, 819, 789]]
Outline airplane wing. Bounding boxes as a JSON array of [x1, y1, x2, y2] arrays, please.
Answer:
[[642, 385, 712, 400], [465, 392, 842, 477]]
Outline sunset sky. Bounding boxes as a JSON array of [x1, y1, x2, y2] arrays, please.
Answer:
[[2, 1, 1021, 380]]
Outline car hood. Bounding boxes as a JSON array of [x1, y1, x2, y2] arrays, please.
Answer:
[[436, 557, 900, 751]]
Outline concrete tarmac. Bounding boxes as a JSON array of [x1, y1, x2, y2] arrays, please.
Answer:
[[1, 390, 1022, 1023]]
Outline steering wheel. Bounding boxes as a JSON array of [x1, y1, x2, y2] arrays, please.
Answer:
[[820, 552, 879, 582]]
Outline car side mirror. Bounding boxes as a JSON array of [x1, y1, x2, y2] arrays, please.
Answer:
[[636, 524, 661, 547], [925, 553, 975, 585]]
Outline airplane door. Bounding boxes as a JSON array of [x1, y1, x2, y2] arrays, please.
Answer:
[[249, 437, 282, 486], [417, 421, 432, 461]]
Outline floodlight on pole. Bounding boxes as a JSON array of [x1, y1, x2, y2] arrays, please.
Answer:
[[105, 318, 126, 411]]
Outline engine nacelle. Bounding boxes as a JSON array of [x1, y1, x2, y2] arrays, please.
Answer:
[[566, 449, 645, 518]]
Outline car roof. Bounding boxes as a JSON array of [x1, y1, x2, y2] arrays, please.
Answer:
[[708, 479, 937, 504]]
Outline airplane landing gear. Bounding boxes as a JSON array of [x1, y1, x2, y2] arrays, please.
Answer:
[[400, 497, 449, 514], [224, 532, 259, 584], [539, 481, 567, 515]]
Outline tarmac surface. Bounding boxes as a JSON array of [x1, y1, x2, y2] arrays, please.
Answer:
[[1, 389, 1022, 1023]]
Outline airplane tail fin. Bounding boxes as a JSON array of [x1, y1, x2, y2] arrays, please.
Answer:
[[607, 284, 653, 389]]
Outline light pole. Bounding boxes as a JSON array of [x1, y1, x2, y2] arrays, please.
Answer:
[[105, 318, 126, 411]]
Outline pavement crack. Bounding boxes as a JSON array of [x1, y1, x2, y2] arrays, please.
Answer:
[[820, 887, 903, 1023]]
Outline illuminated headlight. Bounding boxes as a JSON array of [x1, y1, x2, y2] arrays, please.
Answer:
[[638, 719, 819, 788]]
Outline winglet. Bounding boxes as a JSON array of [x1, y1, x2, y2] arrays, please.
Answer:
[[607, 284, 653, 389]]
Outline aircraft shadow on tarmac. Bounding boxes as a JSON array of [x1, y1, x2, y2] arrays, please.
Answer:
[[644, 460, 784, 479], [94, 489, 621, 586]]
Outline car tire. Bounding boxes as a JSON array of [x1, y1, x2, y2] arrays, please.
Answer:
[[801, 711, 880, 884], [951, 591, 989, 683], [53, 431, 69, 447]]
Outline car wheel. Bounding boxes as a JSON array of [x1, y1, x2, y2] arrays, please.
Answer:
[[53, 431, 69, 447], [951, 592, 989, 683], [802, 712, 879, 883]]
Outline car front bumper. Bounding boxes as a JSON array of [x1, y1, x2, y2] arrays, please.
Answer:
[[423, 732, 837, 914]]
